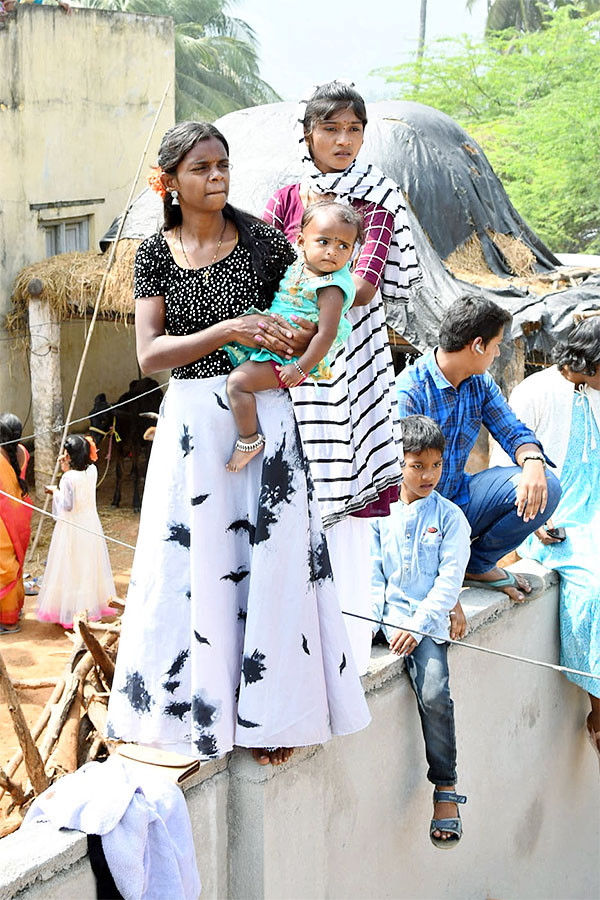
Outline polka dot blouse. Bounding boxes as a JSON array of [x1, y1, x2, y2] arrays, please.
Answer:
[[134, 221, 296, 379]]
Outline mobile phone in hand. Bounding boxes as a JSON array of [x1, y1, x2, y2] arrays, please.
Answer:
[[546, 526, 566, 541]]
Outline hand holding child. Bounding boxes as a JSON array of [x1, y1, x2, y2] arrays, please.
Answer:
[[389, 628, 418, 656]]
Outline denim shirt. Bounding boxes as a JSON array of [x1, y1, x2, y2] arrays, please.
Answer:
[[396, 349, 548, 506], [370, 491, 471, 645]]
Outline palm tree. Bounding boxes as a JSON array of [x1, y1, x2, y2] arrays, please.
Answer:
[[415, 0, 427, 90], [467, 0, 600, 32], [78, 0, 280, 121]]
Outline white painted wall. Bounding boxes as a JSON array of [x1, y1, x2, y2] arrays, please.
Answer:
[[2, 564, 598, 900]]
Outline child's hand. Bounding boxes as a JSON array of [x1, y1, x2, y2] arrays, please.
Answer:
[[44, 484, 57, 495], [389, 628, 417, 656], [449, 600, 466, 640], [277, 363, 304, 388]]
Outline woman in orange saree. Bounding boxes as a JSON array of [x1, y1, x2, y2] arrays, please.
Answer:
[[0, 414, 32, 634]]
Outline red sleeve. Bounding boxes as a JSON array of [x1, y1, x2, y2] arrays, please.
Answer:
[[353, 204, 395, 289]]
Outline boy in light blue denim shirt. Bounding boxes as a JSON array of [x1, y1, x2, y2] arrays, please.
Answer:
[[370, 415, 471, 849]]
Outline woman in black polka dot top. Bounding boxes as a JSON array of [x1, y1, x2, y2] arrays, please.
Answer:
[[107, 122, 371, 768]]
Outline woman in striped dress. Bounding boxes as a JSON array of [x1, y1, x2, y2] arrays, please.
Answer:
[[264, 82, 422, 674]]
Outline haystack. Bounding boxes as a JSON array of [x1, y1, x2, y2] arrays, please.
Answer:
[[7, 239, 139, 340]]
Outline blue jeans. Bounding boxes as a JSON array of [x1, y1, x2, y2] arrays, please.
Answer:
[[459, 466, 562, 574], [405, 637, 456, 786]]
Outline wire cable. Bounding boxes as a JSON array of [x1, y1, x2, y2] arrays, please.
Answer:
[[0, 380, 168, 447], [3, 483, 598, 683]]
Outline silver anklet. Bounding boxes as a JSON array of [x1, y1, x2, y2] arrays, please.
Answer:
[[293, 361, 306, 378], [235, 433, 265, 453]]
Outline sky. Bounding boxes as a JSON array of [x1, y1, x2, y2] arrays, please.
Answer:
[[235, 0, 488, 101]]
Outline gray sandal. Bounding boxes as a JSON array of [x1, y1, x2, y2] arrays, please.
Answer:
[[430, 789, 467, 849]]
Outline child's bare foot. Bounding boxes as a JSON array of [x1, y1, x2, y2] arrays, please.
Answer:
[[226, 433, 265, 473]]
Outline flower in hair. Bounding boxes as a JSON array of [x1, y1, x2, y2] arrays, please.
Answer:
[[85, 435, 99, 462], [147, 166, 167, 199]]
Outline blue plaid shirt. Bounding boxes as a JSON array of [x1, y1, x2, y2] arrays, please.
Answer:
[[396, 349, 546, 506]]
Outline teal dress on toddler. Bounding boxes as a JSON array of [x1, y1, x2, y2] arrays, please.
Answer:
[[224, 259, 355, 381]]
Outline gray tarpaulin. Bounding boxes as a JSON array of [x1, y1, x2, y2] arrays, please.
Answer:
[[101, 101, 600, 354]]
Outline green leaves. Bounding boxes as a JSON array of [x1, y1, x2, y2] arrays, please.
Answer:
[[377, 7, 600, 252]]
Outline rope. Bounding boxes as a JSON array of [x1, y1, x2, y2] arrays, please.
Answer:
[[0, 381, 168, 448], [0, 488, 137, 551], [2, 482, 598, 683], [343, 610, 600, 682]]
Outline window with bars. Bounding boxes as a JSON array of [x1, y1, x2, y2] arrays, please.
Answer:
[[44, 217, 90, 256]]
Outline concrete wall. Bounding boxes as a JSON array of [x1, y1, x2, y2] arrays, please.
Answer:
[[0, 5, 175, 421], [1, 562, 598, 900]]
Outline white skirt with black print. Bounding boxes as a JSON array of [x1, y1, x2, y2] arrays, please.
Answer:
[[107, 376, 370, 758]]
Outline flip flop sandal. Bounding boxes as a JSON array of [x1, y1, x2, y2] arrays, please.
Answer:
[[24, 578, 39, 596], [0, 624, 21, 635], [463, 570, 545, 601], [430, 789, 467, 850]]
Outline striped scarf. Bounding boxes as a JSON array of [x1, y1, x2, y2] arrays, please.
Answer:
[[296, 91, 422, 314]]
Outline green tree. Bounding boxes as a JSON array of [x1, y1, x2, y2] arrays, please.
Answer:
[[466, 0, 600, 32], [79, 0, 280, 121], [376, 7, 600, 253]]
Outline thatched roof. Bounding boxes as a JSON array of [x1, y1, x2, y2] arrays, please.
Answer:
[[7, 239, 139, 337]]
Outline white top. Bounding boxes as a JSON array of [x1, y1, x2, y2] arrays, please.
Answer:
[[490, 365, 600, 477]]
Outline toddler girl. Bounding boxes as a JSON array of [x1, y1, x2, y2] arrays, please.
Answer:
[[225, 200, 363, 471], [36, 434, 115, 629]]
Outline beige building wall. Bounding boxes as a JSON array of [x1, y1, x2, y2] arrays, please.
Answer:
[[0, 4, 174, 422], [2, 565, 599, 900]]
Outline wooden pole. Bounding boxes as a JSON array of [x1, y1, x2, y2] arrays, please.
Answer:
[[28, 79, 171, 559], [0, 649, 49, 795]]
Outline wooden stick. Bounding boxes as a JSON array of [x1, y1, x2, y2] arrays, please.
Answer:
[[12, 678, 60, 690], [0, 766, 26, 805], [47, 686, 82, 777], [77, 620, 115, 687], [0, 649, 49, 795], [0, 815, 24, 839], [39, 634, 117, 764], [0, 679, 65, 801], [108, 598, 125, 613], [83, 681, 108, 738], [86, 622, 121, 635]]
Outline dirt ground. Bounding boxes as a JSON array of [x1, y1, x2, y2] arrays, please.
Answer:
[[0, 469, 141, 816]]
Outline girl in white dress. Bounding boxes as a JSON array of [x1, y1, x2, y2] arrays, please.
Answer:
[[37, 435, 115, 629]]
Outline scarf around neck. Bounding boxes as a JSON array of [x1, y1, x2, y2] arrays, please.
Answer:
[[296, 87, 422, 311]]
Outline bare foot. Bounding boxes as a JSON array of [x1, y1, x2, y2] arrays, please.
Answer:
[[251, 748, 271, 766], [432, 786, 459, 841], [268, 747, 294, 765], [226, 433, 264, 473], [250, 747, 294, 766]]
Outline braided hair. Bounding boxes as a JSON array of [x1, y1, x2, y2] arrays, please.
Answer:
[[0, 413, 27, 496]]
